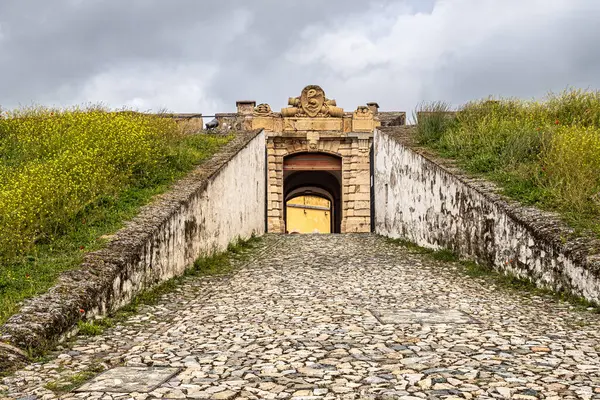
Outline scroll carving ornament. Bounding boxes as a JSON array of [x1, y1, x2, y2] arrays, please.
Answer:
[[281, 85, 344, 118], [353, 105, 374, 119], [254, 103, 272, 116]]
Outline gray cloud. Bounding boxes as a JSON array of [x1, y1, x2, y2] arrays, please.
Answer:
[[0, 0, 598, 115]]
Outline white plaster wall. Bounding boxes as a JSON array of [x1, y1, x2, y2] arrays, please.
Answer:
[[114, 131, 266, 308], [374, 129, 600, 304]]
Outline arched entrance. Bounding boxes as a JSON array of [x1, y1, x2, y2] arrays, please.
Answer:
[[283, 153, 342, 233], [259, 85, 378, 233]]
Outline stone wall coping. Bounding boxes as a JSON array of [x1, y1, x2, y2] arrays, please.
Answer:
[[346, 132, 374, 139], [378, 111, 406, 116], [378, 126, 600, 272], [164, 113, 203, 119]]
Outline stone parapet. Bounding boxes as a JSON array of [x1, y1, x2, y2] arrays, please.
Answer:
[[378, 111, 407, 126], [0, 131, 266, 358], [252, 86, 380, 134], [375, 126, 600, 304], [163, 113, 204, 134]]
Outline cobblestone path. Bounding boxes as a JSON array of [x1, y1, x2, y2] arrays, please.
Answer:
[[2, 234, 600, 400]]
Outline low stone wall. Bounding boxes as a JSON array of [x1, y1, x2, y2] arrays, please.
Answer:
[[167, 113, 204, 134], [374, 127, 600, 304], [378, 111, 407, 126], [1, 131, 266, 355]]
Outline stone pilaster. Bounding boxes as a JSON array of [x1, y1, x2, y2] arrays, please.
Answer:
[[342, 136, 372, 233], [266, 139, 285, 233], [259, 86, 377, 234]]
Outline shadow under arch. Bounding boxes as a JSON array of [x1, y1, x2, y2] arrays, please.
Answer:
[[283, 153, 342, 233]]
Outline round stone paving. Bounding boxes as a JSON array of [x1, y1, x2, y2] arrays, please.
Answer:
[[2, 234, 599, 399]]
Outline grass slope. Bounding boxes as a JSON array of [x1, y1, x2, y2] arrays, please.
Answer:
[[414, 89, 600, 238], [0, 106, 232, 324]]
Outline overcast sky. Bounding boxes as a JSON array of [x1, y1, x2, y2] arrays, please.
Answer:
[[1, 0, 599, 115]]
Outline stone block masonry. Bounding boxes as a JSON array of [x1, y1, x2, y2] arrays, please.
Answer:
[[266, 133, 372, 233], [258, 85, 378, 233], [374, 127, 600, 304], [0, 131, 266, 353]]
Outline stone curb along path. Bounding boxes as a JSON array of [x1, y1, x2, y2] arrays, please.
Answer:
[[2, 234, 600, 400]]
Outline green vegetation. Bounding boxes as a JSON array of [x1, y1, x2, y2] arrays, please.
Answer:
[[412, 101, 457, 144], [77, 318, 114, 336], [44, 363, 105, 394], [0, 106, 232, 325], [459, 259, 599, 313], [415, 88, 600, 238], [385, 238, 459, 262]]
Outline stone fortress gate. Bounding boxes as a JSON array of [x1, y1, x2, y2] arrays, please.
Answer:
[[201, 85, 406, 234]]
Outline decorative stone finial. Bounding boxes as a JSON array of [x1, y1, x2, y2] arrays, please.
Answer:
[[354, 106, 374, 118], [352, 106, 376, 132], [254, 103, 272, 116]]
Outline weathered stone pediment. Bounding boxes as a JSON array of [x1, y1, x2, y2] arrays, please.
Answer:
[[251, 85, 379, 133]]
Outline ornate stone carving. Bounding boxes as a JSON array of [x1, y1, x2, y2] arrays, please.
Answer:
[[254, 103, 272, 116], [301, 86, 325, 117], [358, 138, 370, 153], [353, 105, 374, 119], [252, 85, 378, 133], [307, 131, 320, 150], [352, 105, 376, 132], [281, 85, 344, 118]]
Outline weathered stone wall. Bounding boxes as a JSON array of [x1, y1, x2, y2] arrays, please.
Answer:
[[216, 113, 250, 131], [1, 131, 266, 352], [374, 127, 600, 304], [166, 113, 204, 134], [378, 111, 407, 127]]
